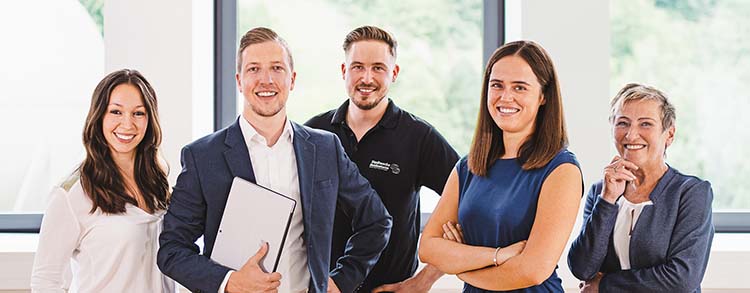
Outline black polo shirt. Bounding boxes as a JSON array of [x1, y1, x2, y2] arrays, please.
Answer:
[[305, 99, 459, 291]]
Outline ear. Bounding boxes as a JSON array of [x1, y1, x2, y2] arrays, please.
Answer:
[[235, 73, 242, 92], [341, 63, 346, 80], [392, 64, 400, 82], [290, 71, 297, 91], [539, 93, 546, 105], [665, 125, 675, 148]]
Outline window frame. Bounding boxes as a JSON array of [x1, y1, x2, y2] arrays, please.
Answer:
[[3, 0, 748, 234]]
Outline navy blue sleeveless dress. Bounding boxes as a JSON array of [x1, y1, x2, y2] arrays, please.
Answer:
[[457, 149, 580, 292]]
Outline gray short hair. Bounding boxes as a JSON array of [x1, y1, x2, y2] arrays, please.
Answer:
[[609, 83, 676, 131]]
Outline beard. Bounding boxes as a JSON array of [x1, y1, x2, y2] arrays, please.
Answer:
[[250, 100, 285, 117], [351, 94, 385, 110]]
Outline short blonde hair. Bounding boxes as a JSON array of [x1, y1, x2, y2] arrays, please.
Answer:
[[237, 27, 293, 72], [609, 83, 676, 130]]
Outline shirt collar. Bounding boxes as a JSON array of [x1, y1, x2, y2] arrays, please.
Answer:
[[329, 98, 400, 129], [239, 115, 294, 147]]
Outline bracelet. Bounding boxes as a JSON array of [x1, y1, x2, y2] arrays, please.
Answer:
[[493, 246, 502, 266]]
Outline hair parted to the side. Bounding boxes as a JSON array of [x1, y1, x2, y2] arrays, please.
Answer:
[[80, 69, 169, 214], [609, 83, 676, 131], [468, 40, 568, 176], [237, 27, 294, 72], [343, 25, 398, 58]]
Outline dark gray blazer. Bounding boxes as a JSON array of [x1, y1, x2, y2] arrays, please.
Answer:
[[568, 167, 714, 292], [157, 118, 392, 293]]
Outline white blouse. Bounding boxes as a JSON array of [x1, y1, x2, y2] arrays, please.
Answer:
[[30, 177, 175, 293], [613, 196, 653, 270]]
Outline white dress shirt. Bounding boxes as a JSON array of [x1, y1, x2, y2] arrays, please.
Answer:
[[219, 117, 309, 293], [31, 177, 175, 293], [613, 196, 653, 270]]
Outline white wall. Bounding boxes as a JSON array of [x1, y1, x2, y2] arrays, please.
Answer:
[[104, 0, 195, 184]]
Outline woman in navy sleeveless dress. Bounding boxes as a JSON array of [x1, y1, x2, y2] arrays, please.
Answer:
[[419, 40, 583, 292]]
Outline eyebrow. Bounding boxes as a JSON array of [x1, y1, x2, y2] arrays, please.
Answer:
[[109, 103, 145, 108], [489, 79, 532, 86]]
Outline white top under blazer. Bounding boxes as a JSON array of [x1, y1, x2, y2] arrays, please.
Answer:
[[30, 175, 175, 293]]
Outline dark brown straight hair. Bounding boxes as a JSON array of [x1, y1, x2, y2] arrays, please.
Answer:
[[79, 69, 169, 214], [468, 40, 568, 176]]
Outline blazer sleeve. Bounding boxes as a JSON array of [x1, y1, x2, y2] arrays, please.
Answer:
[[600, 180, 714, 292], [157, 146, 230, 293], [30, 187, 79, 293], [568, 183, 619, 281], [328, 135, 393, 293]]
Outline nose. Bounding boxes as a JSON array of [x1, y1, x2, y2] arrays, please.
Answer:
[[624, 125, 639, 140], [498, 88, 513, 101], [362, 69, 374, 84], [120, 113, 136, 129], [260, 69, 274, 84]]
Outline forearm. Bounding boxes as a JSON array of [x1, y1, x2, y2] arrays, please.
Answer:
[[457, 253, 548, 291], [414, 265, 445, 288], [419, 236, 496, 274], [568, 195, 618, 280]]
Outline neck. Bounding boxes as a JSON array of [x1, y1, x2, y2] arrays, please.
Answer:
[[242, 109, 287, 147], [346, 98, 388, 133], [501, 130, 531, 159], [630, 161, 668, 188], [111, 152, 135, 179]]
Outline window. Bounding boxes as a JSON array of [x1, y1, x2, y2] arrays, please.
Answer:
[[233, 0, 487, 213], [611, 0, 749, 230], [0, 0, 104, 215]]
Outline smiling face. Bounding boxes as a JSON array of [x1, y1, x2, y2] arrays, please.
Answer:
[[486, 55, 545, 137], [102, 83, 148, 159], [343, 40, 399, 110], [236, 40, 296, 119], [613, 99, 675, 168]]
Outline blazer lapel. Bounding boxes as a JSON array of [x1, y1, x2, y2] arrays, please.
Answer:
[[292, 122, 315, 226], [223, 118, 256, 183]]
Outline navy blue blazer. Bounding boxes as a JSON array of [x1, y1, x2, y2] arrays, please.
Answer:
[[568, 167, 714, 292], [157, 119, 392, 293]]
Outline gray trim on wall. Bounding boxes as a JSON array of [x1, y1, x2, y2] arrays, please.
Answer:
[[483, 0, 505, 66], [214, 0, 237, 131]]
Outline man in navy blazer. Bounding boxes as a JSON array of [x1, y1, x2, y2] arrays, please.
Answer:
[[157, 27, 392, 293]]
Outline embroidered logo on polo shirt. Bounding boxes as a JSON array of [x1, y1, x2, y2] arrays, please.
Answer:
[[369, 160, 400, 175]]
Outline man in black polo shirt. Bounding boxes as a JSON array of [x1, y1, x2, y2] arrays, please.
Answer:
[[305, 26, 459, 292]]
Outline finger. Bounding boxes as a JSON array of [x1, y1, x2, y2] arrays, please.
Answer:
[[246, 242, 269, 266], [268, 280, 281, 289], [456, 223, 465, 239], [442, 224, 456, 241], [609, 155, 621, 164], [266, 272, 282, 282], [619, 159, 639, 171], [447, 222, 462, 243]]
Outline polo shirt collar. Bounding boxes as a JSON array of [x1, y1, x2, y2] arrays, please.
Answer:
[[329, 98, 400, 129]]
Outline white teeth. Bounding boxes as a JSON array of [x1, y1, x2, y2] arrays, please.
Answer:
[[256, 91, 276, 97], [625, 144, 645, 150], [115, 133, 135, 140], [358, 88, 375, 93], [498, 107, 520, 113]]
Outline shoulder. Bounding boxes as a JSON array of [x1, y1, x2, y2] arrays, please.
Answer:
[[398, 109, 438, 135], [183, 124, 233, 155], [294, 122, 339, 145], [50, 174, 93, 214], [665, 167, 713, 202], [549, 148, 581, 168], [304, 109, 336, 129]]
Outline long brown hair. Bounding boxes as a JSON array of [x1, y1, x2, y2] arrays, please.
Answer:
[[468, 40, 568, 176], [79, 69, 169, 214]]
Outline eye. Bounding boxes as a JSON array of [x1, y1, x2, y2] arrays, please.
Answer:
[[513, 85, 527, 91], [134, 111, 147, 117], [247, 66, 259, 73], [109, 109, 122, 115], [272, 65, 284, 71], [615, 121, 629, 127], [640, 121, 653, 127], [490, 82, 502, 89], [374, 66, 385, 72], [352, 65, 364, 70]]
